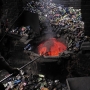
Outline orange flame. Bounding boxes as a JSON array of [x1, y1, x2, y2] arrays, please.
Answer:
[[39, 47, 47, 55], [38, 38, 67, 56]]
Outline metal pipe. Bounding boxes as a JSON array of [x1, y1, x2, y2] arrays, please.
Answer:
[[0, 54, 44, 83], [0, 73, 13, 83]]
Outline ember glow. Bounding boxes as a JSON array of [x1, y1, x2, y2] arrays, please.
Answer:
[[38, 38, 67, 56]]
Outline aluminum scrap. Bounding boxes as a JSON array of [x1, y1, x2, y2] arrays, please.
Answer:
[[24, 0, 85, 52]]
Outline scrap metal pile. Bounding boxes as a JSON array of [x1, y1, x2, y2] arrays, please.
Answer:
[[9, 25, 34, 38], [3, 71, 67, 90], [24, 0, 84, 53]]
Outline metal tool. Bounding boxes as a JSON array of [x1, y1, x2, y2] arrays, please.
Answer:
[[0, 54, 44, 83]]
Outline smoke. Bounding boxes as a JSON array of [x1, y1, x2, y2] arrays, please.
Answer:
[[38, 0, 56, 40]]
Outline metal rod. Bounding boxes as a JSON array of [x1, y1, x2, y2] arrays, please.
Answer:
[[0, 54, 43, 83], [0, 73, 13, 83], [19, 55, 42, 70]]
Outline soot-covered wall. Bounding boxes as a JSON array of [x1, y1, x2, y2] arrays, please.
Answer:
[[0, 0, 23, 26]]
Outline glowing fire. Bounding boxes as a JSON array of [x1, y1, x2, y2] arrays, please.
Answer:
[[38, 38, 67, 56]]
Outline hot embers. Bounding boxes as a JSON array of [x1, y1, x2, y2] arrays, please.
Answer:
[[38, 38, 67, 56]]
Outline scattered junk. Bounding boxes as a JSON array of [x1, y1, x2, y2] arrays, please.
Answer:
[[3, 72, 66, 90]]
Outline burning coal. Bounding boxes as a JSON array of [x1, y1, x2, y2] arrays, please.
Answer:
[[38, 38, 67, 56]]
